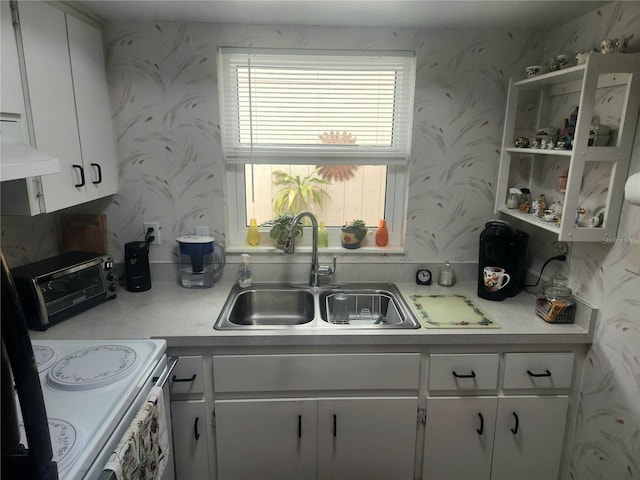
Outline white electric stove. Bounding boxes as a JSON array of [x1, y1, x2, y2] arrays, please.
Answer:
[[19, 339, 171, 480]]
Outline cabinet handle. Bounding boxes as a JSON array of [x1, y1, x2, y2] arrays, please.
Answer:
[[510, 412, 519, 435], [172, 374, 196, 383], [194, 416, 200, 440], [527, 369, 552, 377], [452, 370, 476, 378], [477, 413, 484, 435], [333, 414, 337, 437], [91, 163, 102, 184], [72, 164, 85, 187], [298, 415, 302, 438]]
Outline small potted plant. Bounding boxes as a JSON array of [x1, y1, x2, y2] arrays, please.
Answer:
[[341, 219, 368, 249], [268, 214, 303, 249]]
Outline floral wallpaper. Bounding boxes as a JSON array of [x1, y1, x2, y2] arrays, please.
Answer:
[[1, 3, 639, 480]]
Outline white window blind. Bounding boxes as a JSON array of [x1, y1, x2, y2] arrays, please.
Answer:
[[218, 48, 416, 165]]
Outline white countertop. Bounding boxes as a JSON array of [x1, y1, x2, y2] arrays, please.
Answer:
[[29, 281, 595, 347]]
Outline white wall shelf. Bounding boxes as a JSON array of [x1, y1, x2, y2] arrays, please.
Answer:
[[495, 52, 640, 242]]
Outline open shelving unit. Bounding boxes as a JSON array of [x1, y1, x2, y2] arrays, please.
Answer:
[[495, 52, 640, 241]]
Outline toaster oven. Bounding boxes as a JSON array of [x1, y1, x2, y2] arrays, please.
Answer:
[[10, 251, 118, 330]]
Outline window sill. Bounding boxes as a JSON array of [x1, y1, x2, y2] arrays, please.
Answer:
[[226, 244, 406, 255]]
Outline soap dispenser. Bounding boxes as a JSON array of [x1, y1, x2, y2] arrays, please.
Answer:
[[238, 254, 253, 288]]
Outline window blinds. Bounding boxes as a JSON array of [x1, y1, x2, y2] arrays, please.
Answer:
[[218, 48, 416, 165]]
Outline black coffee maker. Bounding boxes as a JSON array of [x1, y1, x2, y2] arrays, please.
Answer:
[[477, 220, 528, 301]]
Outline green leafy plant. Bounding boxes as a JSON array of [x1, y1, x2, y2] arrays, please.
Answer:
[[267, 214, 304, 249], [272, 168, 331, 217]]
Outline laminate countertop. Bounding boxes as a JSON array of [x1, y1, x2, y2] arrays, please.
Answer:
[[29, 281, 596, 347]]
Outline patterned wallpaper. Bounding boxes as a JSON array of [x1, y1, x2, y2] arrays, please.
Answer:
[[1, 3, 639, 480], [542, 4, 640, 480]]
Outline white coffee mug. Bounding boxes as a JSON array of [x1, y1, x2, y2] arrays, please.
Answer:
[[483, 266, 511, 292]]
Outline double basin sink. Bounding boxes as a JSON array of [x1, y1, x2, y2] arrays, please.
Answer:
[[214, 283, 420, 330]]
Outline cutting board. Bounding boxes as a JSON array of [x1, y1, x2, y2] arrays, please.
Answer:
[[60, 214, 108, 254], [407, 294, 499, 328]]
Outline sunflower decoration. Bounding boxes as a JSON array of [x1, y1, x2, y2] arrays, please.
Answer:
[[317, 131, 359, 182]]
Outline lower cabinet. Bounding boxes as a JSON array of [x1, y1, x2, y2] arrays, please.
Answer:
[[171, 400, 210, 480], [423, 394, 570, 479], [215, 396, 418, 480]]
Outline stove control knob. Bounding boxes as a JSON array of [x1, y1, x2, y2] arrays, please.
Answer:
[[108, 284, 118, 292], [105, 260, 115, 270], [107, 272, 116, 281]]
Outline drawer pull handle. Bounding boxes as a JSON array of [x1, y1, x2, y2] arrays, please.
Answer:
[[510, 412, 519, 435], [527, 369, 552, 377], [477, 413, 484, 435], [333, 414, 337, 437], [194, 416, 200, 440], [172, 374, 197, 383], [91, 163, 102, 184], [72, 164, 85, 187], [452, 370, 476, 379], [298, 415, 302, 438]]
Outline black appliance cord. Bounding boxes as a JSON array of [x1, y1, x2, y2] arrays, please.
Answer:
[[524, 254, 566, 292]]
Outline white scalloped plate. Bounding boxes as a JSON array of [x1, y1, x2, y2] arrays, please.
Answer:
[[33, 344, 57, 374], [47, 345, 138, 391]]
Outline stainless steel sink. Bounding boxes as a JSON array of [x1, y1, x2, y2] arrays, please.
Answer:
[[214, 283, 420, 330], [224, 288, 315, 326]]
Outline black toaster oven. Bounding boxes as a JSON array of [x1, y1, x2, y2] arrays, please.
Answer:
[[10, 251, 118, 330]]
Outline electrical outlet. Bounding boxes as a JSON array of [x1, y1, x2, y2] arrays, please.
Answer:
[[143, 222, 160, 245], [555, 241, 569, 255], [195, 225, 210, 236]]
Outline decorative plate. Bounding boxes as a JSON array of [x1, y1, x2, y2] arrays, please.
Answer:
[[32, 345, 57, 373], [47, 345, 138, 391], [20, 418, 83, 474]]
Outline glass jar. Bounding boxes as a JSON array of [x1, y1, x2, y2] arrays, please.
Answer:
[[507, 188, 521, 209], [535, 274, 576, 324], [519, 188, 531, 213], [438, 261, 456, 286]]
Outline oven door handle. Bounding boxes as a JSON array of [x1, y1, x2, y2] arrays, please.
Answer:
[[153, 357, 179, 388]]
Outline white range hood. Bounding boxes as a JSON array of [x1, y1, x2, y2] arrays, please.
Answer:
[[1, 115, 60, 181]]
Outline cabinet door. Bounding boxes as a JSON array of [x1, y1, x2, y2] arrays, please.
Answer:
[[317, 397, 417, 480], [215, 399, 317, 480], [18, 1, 86, 211], [66, 14, 118, 201], [1, 1, 25, 115], [171, 400, 210, 480], [422, 397, 497, 480], [491, 396, 569, 480]]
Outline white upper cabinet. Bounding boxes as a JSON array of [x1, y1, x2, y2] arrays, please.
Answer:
[[495, 53, 640, 241], [2, 1, 118, 215], [1, 1, 25, 115]]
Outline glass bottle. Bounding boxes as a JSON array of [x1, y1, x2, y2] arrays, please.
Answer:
[[375, 219, 389, 246], [318, 221, 329, 248], [246, 218, 260, 246]]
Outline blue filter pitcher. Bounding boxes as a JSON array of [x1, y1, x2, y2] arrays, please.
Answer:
[[176, 235, 225, 288]]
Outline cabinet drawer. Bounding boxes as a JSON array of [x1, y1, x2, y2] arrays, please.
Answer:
[[428, 354, 499, 392], [503, 353, 574, 390], [170, 356, 204, 395], [213, 353, 420, 393]]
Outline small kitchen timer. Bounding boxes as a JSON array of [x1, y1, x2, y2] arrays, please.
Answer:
[[416, 268, 432, 285]]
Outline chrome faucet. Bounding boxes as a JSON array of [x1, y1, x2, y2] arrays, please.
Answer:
[[284, 211, 337, 287]]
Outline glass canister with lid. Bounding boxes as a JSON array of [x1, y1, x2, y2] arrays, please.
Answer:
[[535, 273, 576, 323]]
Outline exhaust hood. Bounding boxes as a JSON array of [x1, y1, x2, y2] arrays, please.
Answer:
[[1, 115, 60, 181]]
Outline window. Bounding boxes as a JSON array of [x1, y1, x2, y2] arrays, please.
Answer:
[[218, 48, 415, 250]]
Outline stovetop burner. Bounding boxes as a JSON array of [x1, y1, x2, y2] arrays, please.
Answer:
[[20, 418, 83, 476], [33, 344, 57, 373], [47, 345, 138, 391]]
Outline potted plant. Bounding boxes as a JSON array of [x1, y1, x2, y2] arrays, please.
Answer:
[[341, 219, 368, 249], [267, 214, 303, 249]]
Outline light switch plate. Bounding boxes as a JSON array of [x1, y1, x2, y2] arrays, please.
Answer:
[[624, 234, 640, 275]]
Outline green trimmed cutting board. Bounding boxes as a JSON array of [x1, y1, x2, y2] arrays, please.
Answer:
[[407, 294, 499, 328]]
